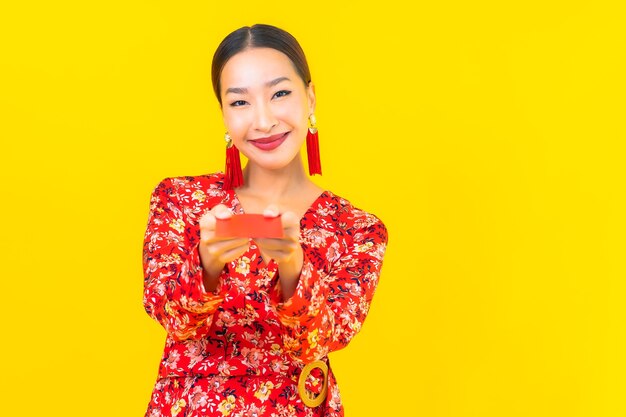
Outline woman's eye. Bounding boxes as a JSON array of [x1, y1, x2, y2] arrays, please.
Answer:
[[273, 90, 291, 99], [230, 100, 247, 107]]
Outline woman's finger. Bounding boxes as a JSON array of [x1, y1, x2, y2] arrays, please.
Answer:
[[199, 211, 217, 231], [263, 204, 280, 218], [255, 238, 299, 251], [213, 204, 233, 220], [218, 242, 251, 263], [280, 211, 299, 228]]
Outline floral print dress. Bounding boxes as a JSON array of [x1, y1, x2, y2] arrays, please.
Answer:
[[143, 174, 388, 417]]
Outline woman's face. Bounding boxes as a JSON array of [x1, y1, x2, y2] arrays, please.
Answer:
[[220, 47, 315, 172]]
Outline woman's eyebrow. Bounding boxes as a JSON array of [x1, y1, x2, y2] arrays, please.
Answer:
[[225, 86, 247, 95], [225, 77, 291, 95], [267, 76, 290, 88]]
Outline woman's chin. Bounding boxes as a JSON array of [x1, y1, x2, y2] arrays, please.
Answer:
[[246, 154, 302, 172]]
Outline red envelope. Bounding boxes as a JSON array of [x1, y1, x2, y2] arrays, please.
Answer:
[[215, 214, 284, 238]]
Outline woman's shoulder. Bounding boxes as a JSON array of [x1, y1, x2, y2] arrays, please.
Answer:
[[315, 190, 387, 236], [150, 172, 231, 210], [151, 172, 229, 199], [303, 190, 388, 258], [154, 172, 226, 190]]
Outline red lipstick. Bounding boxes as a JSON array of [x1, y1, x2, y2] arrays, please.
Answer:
[[249, 132, 289, 151]]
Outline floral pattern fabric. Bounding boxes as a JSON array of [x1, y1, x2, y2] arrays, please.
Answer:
[[143, 173, 388, 417]]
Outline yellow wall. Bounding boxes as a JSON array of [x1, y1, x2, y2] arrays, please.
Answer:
[[1, 1, 624, 415]]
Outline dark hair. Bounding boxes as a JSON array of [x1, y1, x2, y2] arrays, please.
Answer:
[[211, 24, 312, 106]]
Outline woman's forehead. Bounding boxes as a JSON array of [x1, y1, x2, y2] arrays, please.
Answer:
[[221, 48, 297, 89]]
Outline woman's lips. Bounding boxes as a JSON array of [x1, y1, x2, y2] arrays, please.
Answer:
[[249, 132, 289, 151]]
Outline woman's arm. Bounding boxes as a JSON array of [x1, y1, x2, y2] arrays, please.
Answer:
[[274, 210, 388, 362], [143, 178, 224, 341]]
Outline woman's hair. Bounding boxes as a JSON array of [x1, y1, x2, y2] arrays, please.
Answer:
[[211, 24, 312, 106]]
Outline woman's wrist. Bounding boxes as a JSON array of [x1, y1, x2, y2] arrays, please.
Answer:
[[202, 267, 222, 293], [277, 248, 304, 301], [198, 246, 225, 293]]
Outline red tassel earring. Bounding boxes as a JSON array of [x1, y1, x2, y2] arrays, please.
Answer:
[[224, 132, 244, 190], [306, 113, 322, 175]]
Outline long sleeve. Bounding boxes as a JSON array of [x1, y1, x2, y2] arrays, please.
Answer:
[[143, 178, 223, 341], [274, 209, 388, 363]]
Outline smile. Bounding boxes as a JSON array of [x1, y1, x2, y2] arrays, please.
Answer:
[[248, 132, 289, 151]]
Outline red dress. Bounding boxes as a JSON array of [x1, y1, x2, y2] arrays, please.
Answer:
[[143, 174, 388, 417]]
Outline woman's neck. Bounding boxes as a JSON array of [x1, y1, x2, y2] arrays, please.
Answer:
[[239, 154, 312, 200]]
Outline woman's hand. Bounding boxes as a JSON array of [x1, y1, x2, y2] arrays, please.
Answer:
[[255, 205, 303, 301], [198, 204, 250, 292]]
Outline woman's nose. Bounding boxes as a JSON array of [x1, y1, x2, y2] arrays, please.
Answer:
[[254, 103, 278, 132]]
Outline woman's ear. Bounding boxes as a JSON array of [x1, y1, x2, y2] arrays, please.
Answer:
[[307, 82, 316, 115]]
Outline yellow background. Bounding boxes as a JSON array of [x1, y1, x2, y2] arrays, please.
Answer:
[[1, 1, 624, 416]]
